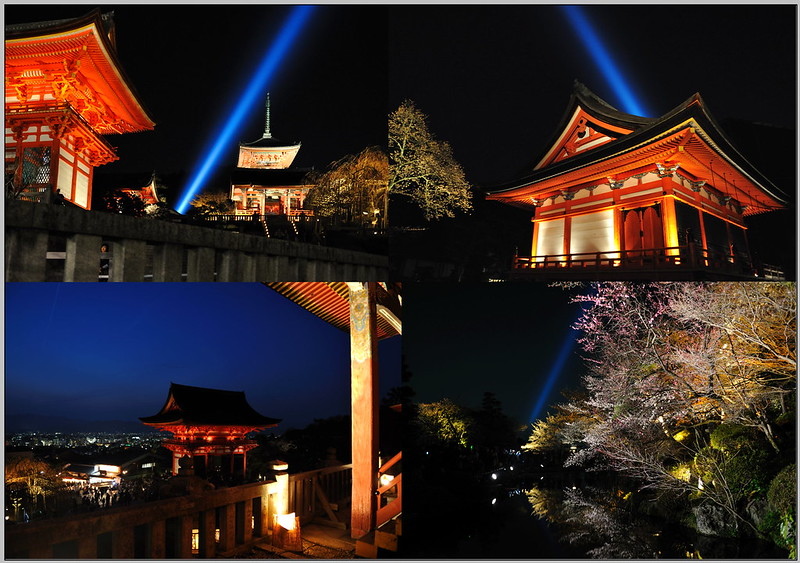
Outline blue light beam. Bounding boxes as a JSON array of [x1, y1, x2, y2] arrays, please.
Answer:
[[560, 6, 650, 117], [175, 6, 316, 214], [529, 326, 579, 423]]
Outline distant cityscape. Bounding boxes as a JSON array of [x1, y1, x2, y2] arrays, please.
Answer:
[[6, 431, 164, 451]]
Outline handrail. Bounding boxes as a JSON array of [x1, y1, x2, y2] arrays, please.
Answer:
[[514, 243, 755, 274], [376, 452, 401, 527], [378, 451, 401, 475], [288, 463, 353, 482]]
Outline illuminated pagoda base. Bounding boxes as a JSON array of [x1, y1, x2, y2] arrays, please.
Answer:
[[486, 82, 788, 280], [141, 383, 279, 480]]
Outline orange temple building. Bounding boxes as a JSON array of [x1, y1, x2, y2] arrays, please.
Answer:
[[486, 82, 788, 280], [230, 94, 314, 218], [119, 172, 161, 206], [4, 10, 154, 209], [141, 383, 280, 480]]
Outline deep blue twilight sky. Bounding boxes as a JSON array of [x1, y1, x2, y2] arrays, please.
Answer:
[[5, 283, 401, 432]]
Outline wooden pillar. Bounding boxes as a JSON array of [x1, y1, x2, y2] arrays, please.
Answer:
[[613, 207, 623, 256], [150, 520, 166, 559], [661, 196, 680, 257], [64, 233, 103, 281], [348, 282, 379, 539]]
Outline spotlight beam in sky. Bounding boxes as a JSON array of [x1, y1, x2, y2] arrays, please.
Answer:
[[560, 5, 650, 117], [529, 327, 579, 423], [175, 5, 316, 214]]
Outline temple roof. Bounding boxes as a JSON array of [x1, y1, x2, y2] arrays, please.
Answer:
[[5, 8, 155, 134], [140, 383, 280, 428], [486, 81, 788, 215], [241, 136, 301, 150], [266, 283, 402, 340], [231, 168, 314, 187]]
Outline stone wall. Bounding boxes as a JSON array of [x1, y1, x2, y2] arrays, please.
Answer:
[[5, 200, 388, 282]]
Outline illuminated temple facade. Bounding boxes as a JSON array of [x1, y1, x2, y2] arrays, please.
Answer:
[[141, 383, 280, 480], [230, 94, 314, 217], [486, 82, 787, 280], [4, 10, 154, 209]]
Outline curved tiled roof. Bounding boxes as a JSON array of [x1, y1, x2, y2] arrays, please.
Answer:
[[140, 383, 280, 428], [486, 81, 788, 213]]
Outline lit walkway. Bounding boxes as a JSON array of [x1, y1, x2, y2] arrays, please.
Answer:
[[241, 522, 356, 559]]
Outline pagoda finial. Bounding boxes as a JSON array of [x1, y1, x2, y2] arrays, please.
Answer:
[[263, 93, 272, 139]]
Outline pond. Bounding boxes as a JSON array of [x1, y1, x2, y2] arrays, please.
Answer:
[[443, 470, 786, 559]]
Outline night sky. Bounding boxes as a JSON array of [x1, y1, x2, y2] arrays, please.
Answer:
[[389, 5, 796, 188], [4, 4, 387, 202], [404, 283, 586, 428], [4, 283, 402, 432]]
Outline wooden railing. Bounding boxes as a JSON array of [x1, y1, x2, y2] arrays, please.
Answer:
[[514, 244, 760, 277], [287, 464, 352, 528], [376, 452, 401, 527], [4, 479, 283, 559], [5, 463, 355, 559]]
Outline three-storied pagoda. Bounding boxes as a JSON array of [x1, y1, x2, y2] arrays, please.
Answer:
[[486, 82, 788, 279], [5, 9, 155, 209], [230, 94, 314, 217], [141, 383, 280, 480]]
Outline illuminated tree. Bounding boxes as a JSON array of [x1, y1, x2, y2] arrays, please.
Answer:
[[187, 190, 235, 217], [525, 393, 596, 454], [388, 100, 472, 221], [555, 282, 796, 538], [415, 398, 474, 449], [305, 146, 388, 228], [5, 457, 63, 514]]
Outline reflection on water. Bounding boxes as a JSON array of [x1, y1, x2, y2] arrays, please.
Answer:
[[524, 477, 785, 559]]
